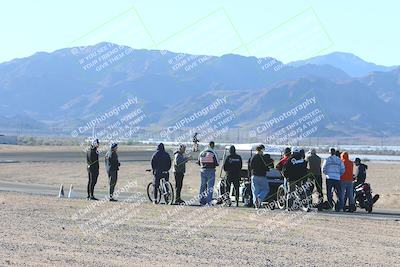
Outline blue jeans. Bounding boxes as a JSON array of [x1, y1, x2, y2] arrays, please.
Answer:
[[326, 179, 343, 211], [199, 168, 216, 205], [341, 181, 354, 208], [251, 175, 269, 205]]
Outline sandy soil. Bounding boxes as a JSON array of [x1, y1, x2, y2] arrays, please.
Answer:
[[0, 192, 399, 267], [1, 159, 399, 209]]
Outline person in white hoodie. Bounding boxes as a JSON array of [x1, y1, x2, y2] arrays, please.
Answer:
[[322, 147, 345, 211]]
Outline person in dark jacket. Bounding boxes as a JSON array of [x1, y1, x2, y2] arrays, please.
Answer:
[[354, 158, 368, 186], [283, 147, 309, 211], [105, 143, 120, 201], [249, 145, 271, 209], [151, 143, 172, 203], [223, 145, 243, 207], [305, 148, 323, 210], [86, 139, 100, 200], [172, 144, 190, 204]]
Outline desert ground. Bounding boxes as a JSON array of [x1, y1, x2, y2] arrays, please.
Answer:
[[0, 145, 400, 266]]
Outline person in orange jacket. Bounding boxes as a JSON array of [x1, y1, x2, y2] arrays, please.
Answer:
[[340, 152, 355, 212]]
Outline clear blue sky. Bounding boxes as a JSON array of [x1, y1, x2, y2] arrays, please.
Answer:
[[0, 0, 399, 65]]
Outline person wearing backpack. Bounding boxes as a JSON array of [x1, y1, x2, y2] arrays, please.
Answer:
[[249, 145, 271, 209], [223, 145, 243, 207], [198, 141, 219, 206], [172, 144, 190, 204]]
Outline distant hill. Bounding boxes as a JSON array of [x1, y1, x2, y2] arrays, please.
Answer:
[[290, 52, 398, 77], [0, 42, 399, 137]]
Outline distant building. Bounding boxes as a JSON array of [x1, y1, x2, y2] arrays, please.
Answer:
[[0, 135, 17, 144]]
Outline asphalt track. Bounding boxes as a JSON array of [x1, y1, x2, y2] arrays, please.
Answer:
[[0, 180, 399, 221], [0, 150, 156, 163], [1, 149, 399, 221]]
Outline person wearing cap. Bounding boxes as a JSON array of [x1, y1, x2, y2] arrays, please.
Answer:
[[105, 143, 120, 201], [322, 148, 345, 211], [249, 145, 271, 209], [198, 141, 219, 206], [305, 148, 323, 210], [172, 144, 190, 204], [223, 145, 243, 207], [283, 147, 309, 211], [86, 139, 100, 200], [151, 143, 172, 203], [276, 147, 291, 171]]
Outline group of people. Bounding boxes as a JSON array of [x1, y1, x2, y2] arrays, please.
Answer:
[[275, 146, 367, 212], [85, 139, 368, 212], [86, 139, 120, 201]]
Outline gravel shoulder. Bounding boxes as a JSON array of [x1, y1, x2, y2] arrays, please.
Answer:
[[0, 192, 399, 267]]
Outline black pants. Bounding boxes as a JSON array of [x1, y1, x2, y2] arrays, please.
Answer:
[[87, 169, 99, 197], [174, 172, 184, 201], [226, 175, 240, 204], [108, 170, 118, 198]]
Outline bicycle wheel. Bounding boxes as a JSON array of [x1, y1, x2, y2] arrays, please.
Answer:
[[163, 181, 175, 205], [147, 182, 161, 203], [276, 185, 286, 210]]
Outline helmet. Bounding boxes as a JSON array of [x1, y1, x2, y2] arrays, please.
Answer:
[[291, 147, 301, 153], [111, 143, 118, 149]]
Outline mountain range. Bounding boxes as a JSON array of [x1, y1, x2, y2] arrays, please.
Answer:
[[0, 42, 399, 139]]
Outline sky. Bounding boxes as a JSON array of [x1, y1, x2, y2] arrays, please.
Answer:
[[0, 0, 399, 65]]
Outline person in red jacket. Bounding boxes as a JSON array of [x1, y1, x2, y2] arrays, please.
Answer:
[[276, 147, 291, 171], [340, 152, 355, 212]]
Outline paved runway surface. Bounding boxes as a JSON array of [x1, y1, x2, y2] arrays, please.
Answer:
[[1, 180, 399, 221], [0, 150, 156, 163]]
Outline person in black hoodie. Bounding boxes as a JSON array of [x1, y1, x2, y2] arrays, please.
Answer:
[[223, 145, 243, 207], [86, 139, 100, 200], [354, 158, 368, 186], [105, 143, 120, 201], [283, 147, 309, 210], [151, 143, 172, 203]]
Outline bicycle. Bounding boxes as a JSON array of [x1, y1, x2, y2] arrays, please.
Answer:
[[146, 169, 174, 204]]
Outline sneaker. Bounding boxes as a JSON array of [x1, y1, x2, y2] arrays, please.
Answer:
[[89, 196, 99, 201], [174, 199, 185, 205], [109, 198, 118, 202]]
